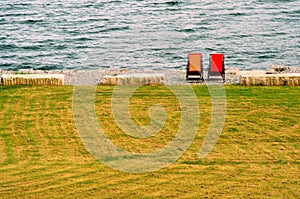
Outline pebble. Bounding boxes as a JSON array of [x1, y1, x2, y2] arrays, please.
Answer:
[[0, 66, 299, 86]]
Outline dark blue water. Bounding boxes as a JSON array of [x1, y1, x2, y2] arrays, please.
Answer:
[[0, 0, 299, 71]]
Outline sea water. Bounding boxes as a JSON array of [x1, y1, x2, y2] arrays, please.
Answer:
[[0, 0, 299, 71]]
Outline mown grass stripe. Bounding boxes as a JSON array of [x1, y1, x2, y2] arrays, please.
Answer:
[[0, 138, 5, 163], [0, 133, 15, 165]]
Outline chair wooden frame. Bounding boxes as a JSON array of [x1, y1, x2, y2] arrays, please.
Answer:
[[208, 53, 225, 82], [186, 53, 204, 82]]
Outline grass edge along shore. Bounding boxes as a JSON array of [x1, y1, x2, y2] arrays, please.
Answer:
[[0, 65, 300, 86]]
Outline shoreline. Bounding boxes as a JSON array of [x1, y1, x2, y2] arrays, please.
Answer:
[[0, 66, 299, 86]]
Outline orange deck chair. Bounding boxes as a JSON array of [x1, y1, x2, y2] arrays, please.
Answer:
[[208, 53, 225, 82], [186, 53, 204, 82]]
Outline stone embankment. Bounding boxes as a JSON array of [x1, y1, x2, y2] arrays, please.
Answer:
[[238, 66, 300, 86], [102, 73, 165, 86], [0, 65, 299, 86], [240, 74, 300, 86], [1, 74, 64, 86]]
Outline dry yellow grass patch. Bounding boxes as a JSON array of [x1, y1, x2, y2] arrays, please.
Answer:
[[0, 85, 299, 198], [0, 138, 6, 163]]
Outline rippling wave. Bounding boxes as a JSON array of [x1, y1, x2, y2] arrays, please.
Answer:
[[0, 0, 299, 70]]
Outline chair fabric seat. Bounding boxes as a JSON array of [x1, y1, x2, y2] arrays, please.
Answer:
[[208, 53, 225, 82], [186, 53, 204, 82]]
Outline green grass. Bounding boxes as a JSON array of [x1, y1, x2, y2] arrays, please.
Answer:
[[0, 85, 299, 198]]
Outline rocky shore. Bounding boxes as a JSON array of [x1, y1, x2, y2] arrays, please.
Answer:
[[0, 65, 299, 86]]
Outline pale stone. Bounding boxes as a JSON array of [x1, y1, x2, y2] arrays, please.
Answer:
[[3, 70, 15, 74], [237, 70, 266, 76], [226, 68, 240, 75], [1, 74, 64, 86], [18, 68, 34, 74], [32, 70, 45, 74], [102, 73, 165, 86], [46, 70, 63, 74], [104, 67, 121, 76], [265, 69, 277, 74], [240, 74, 300, 86], [269, 65, 286, 72]]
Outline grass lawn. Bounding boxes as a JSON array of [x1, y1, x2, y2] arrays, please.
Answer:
[[0, 85, 299, 198]]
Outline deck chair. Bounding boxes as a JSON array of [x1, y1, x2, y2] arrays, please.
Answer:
[[186, 53, 204, 82], [208, 53, 225, 82]]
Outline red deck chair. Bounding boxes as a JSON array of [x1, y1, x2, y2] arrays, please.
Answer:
[[186, 53, 204, 82], [208, 53, 225, 82]]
